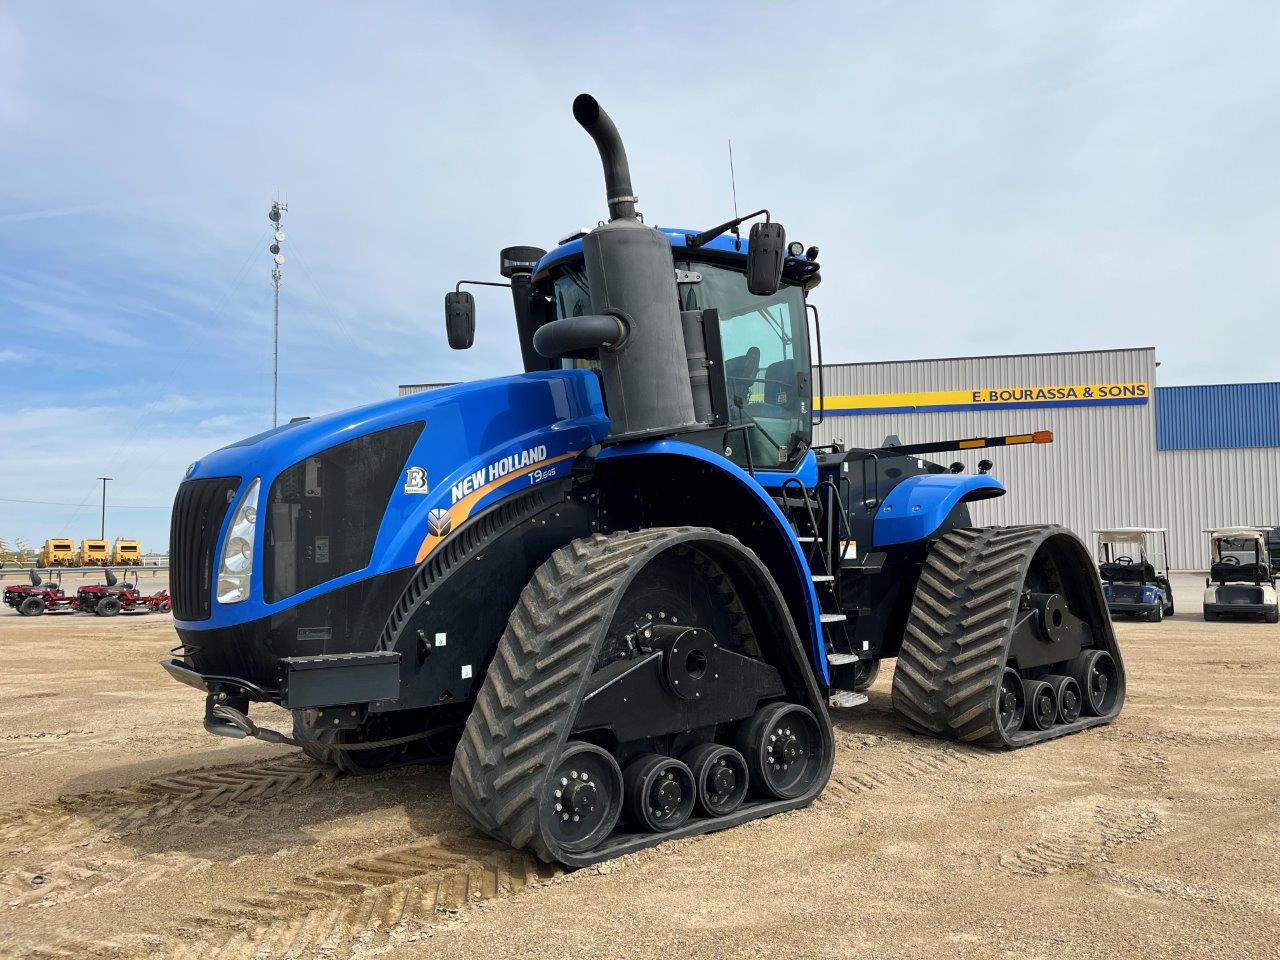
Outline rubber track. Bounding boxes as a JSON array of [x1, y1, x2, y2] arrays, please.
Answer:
[[890, 525, 1117, 748], [450, 528, 682, 863]]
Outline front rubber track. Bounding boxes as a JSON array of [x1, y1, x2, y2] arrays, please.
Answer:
[[449, 526, 833, 868], [891, 525, 1125, 748]]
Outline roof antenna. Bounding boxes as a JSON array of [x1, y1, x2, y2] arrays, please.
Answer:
[[728, 139, 742, 250]]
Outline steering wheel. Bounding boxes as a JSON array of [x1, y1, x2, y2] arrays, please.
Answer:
[[1114, 555, 1133, 564], [1220, 555, 1241, 565]]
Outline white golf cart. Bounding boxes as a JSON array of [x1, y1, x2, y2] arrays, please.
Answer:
[[1203, 527, 1279, 623], [1094, 528, 1175, 622]]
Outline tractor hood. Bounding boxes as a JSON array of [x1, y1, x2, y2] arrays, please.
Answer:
[[176, 370, 609, 630]]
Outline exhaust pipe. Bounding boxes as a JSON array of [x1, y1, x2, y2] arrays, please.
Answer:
[[573, 94, 637, 221]]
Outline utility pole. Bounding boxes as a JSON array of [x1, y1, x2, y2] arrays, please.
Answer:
[[268, 199, 288, 427], [96, 477, 112, 540]]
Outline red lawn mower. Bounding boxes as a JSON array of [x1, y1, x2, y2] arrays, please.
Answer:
[[77, 569, 172, 616], [4, 571, 80, 616]]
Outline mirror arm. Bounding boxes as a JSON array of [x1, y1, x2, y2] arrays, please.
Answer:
[[455, 279, 512, 293], [685, 209, 770, 250]]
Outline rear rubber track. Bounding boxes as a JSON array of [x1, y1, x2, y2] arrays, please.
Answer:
[[891, 525, 1124, 748]]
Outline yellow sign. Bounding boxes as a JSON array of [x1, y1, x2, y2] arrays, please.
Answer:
[[817, 383, 1150, 415]]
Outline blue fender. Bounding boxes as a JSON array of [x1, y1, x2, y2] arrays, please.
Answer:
[[596, 440, 827, 682], [873, 473, 1006, 548]]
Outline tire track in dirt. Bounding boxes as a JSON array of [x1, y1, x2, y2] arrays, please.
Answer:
[[0, 753, 345, 855], [997, 799, 1167, 876], [6, 836, 560, 960], [818, 739, 983, 806]]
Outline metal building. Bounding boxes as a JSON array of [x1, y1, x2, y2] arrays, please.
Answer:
[[812, 346, 1280, 569]]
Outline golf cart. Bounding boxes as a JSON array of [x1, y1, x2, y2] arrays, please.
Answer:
[[1095, 527, 1175, 622], [1203, 527, 1279, 623]]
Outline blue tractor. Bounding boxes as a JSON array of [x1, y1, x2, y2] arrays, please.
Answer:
[[164, 95, 1125, 867]]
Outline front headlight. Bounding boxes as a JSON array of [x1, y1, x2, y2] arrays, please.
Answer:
[[217, 477, 260, 604]]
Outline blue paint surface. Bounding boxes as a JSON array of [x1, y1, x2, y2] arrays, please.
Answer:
[[1155, 382, 1280, 450], [873, 473, 1006, 547], [178, 371, 610, 631]]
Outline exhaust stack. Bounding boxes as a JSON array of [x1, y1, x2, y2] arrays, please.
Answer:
[[572, 94, 637, 221], [568, 94, 698, 438]]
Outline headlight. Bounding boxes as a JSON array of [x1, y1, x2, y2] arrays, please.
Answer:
[[217, 477, 260, 604]]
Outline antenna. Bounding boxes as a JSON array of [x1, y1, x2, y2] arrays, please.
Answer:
[[728, 139, 740, 221], [268, 198, 288, 427]]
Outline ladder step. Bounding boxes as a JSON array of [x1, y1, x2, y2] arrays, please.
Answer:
[[820, 613, 847, 624], [796, 536, 815, 543], [827, 652, 858, 664], [811, 574, 834, 583], [828, 689, 869, 709]]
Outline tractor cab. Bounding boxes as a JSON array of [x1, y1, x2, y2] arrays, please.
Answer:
[[448, 225, 823, 475], [1203, 527, 1279, 623], [1094, 527, 1174, 621]]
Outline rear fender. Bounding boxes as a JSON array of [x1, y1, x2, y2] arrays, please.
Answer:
[[873, 473, 1005, 548]]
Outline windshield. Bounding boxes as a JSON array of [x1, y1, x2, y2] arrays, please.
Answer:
[[1216, 536, 1259, 562], [551, 260, 812, 467]]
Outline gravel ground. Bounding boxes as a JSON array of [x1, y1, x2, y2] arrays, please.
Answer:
[[0, 573, 1275, 959]]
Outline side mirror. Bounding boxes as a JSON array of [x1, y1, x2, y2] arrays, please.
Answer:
[[747, 221, 786, 296], [444, 291, 476, 350]]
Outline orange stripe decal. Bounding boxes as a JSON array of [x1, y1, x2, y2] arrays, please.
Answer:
[[415, 451, 579, 562]]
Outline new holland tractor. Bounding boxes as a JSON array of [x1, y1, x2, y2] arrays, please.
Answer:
[[163, 95, 1125, 867]]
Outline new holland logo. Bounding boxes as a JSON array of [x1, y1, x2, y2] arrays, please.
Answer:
[[427, 508, 452, 537], [404, 466, 429, 495]]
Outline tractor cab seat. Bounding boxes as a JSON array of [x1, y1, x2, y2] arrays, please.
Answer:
[[724, 346, 760, 412]]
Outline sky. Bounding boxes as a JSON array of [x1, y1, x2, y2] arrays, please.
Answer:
[[1, 2, 1278, 551]]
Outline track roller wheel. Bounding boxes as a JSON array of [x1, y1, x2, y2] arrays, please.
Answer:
[[543, 742, 624, 853], [1021, 678, 1057, 731], [1070, 650, 1119, 716], [680, 743, 749, 817], [997, 668, 1025, 735], [1041, 674, 1082, 723], [739, 703, 824, 800], [623, 754, 695, 832]]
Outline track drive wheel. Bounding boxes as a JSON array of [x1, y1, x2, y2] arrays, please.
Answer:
[[450, 527, 834, 867], [738, 703, 825, 800], [890, 525, 1126, 748]]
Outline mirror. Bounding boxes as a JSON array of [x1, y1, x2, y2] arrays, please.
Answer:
[[444, 291, 476, 350], [747, 221, 786, 296]]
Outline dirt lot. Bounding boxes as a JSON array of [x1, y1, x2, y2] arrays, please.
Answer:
[[0, 573, 1276, 959]]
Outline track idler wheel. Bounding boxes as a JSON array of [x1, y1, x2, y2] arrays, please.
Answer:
[[997, 668, 1025, 735], [739, 703, 824, 800], [1041, 674, 1083, 723], [624, 754, 695, 832], [1021, 679, 1057, 731], [1070, 650, 1120, 716], [543, 742, 624, 854], [680, 743, 749, 817]]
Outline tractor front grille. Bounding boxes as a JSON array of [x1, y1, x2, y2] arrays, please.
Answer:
[[170, 476, 240, 621]]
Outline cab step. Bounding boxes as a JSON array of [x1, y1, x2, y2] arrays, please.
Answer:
[[820, 613, 847, 624], [812, 574, 834, 583], [827, 652, 859, 665], [828, 689, 869, 709]]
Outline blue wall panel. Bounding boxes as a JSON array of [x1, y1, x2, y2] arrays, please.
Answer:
[[1156, 383, 1280, 450]]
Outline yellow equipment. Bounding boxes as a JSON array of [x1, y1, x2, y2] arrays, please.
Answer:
[[39, 538, 77, 567], [112, 538, 142, 566], [80, 539, 110, 566]]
